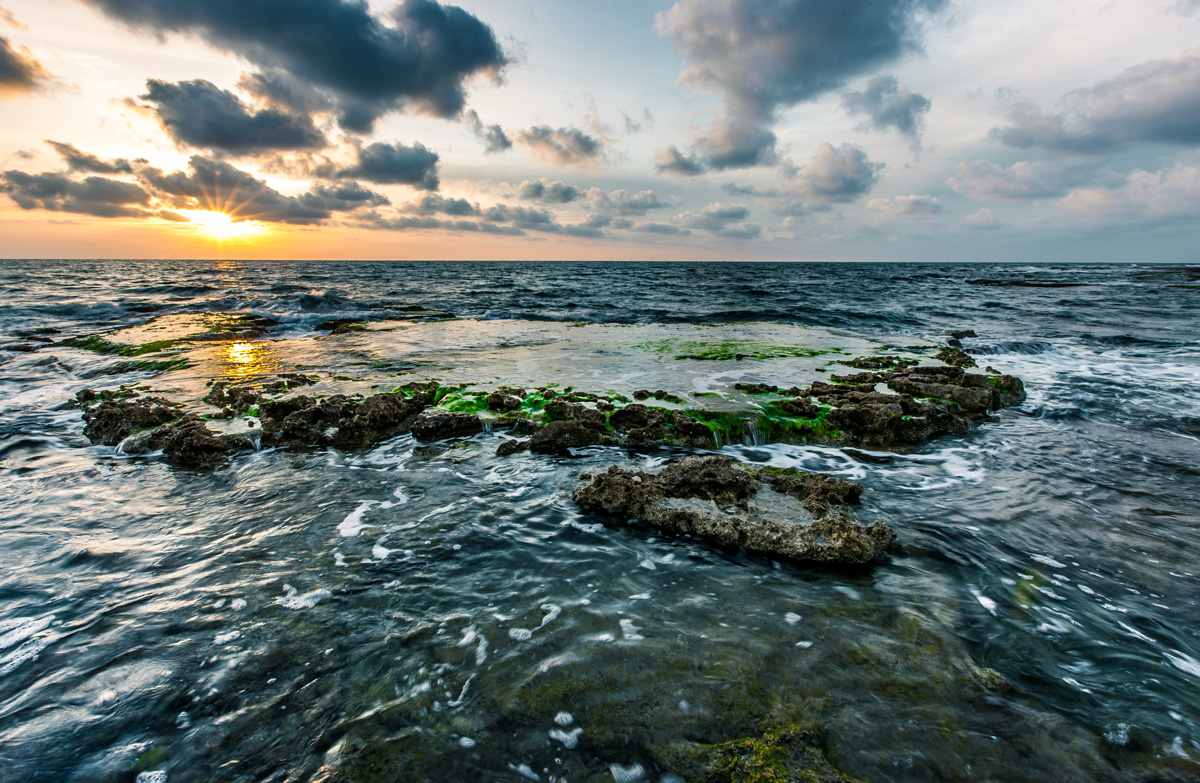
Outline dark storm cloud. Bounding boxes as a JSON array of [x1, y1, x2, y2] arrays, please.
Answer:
[[82, 0, 508, 129], [657, 0, 946, 170], [237, 70, 336, 115], [1, 170, 153, 217], [0, 35, 49, 95], [842, 75, 932, 144], [464, 109, 512, 153], [336, 142, 440, 190], [990, 49, 1200, 154], [518, 179, 582, 203], [45, 141, 134, 174], [140, 80, 327, 154], [652, 145, 706, 176], [515, 126, 604, 168]]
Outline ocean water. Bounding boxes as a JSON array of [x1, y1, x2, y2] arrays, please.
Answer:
[[0, 260, 1198, 782]]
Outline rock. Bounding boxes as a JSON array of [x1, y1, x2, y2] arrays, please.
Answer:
[[146, 414, 230, 468], [203, 381, 262, 412], [334, 393, 419, 448], [82, 397, 182, 446], [496, 438, 530, 457], [487, 391, 522, 411], [573, 456, 895, 565], [948, 329, 977, 339], [315, 318, 366, 332], [777, 399, 820, 418], [669, 412, 715, 446], [934, 346, 977, 368], [259, 394, 357, 446], [543, 400, 606, 427], [529, 420, 609, 454], [632, 389, 652, 401], [661, 724, 864, 783], [609, 403, 665, 430], [838, 355, 918, 371], [410, 410, 483, 442]]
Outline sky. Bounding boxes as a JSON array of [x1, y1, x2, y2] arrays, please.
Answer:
[[1, 0, 1199, 261]]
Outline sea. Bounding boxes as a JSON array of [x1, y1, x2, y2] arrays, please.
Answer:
[[0, 260, 1197, 782]]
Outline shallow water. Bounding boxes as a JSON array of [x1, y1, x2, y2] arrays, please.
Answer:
[[1, 260, 1198, 782]]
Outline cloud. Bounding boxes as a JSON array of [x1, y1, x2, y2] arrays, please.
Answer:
[[585, 188, 667, 216], [515, 125, 605, 168], [622, 108, 654, 134], [635, 222, 687, 235], [45, 141, 134, 174], [518, 179, 582, 203], [406, 193, 478, 216], [81, 0, 508, 130], [657, 0, 945, 170], [1, 170, 154, 217], [792, 142, 882, 203], [1, 6, 28, 30], [0, 35, 50, 96], [236, 70, 335, 115], [307, 181, 390, 209], [842, 75, 931, 147], [990, 48, 1200, 154], [336, 142, 440, 190], [139, 79, 327, 154], [463, 109, 512, 153], [481, 203, 564, 232], [960, 208, 1001, 230], [867, 194, 941, 218], [653, 145, 706, 176], [673, 202, 760, 238], [1057, 163, 1200, 222], [947, 159, 1111, 201]]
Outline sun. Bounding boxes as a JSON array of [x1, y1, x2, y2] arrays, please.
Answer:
[[180, 210, 264, 240]]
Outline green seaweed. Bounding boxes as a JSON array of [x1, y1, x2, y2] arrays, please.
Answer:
[[632, 339, 840, 362], [61, 334, 181, 356], [110, 356, 193, 373]]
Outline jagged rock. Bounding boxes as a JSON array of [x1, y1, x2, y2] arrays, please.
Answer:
[[609, 403, 665, 430], [573, 456, 895, 565], [669, 411, 714, 446], [487, 391, 523, 411], [543, 399, 606, 427], [145, 414, 231, 468], [838, 355, 918, 371], [948, 329, 978, 339], [333, 393, 419, 448], [259, 394, 357, 446], [82, 397, 182, 446], [203, 381, 262, 412], [529, 420, 610, 454], [777, 398, 820, 418], [496, 438, 530, 457], [658, 724, 864, 783], [934, 346, 977, 368], [410, 410, 482, 442]]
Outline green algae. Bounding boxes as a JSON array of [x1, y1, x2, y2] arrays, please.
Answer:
[[110, 356, 194, 373], [679, 725, 864, 783], [633, 339, 841, 362], [61, 334, 181, 357]]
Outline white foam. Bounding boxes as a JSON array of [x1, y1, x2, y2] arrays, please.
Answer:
[[419, 502, 457, 523], [609, 762, 646, 782], [338, 501, 375, 537], [784, 612, 802, 625], [972, 591, 999, 616], [457, 625, 479, 647], [554, 711, 574, 726], [0, 637, 50, 676], [214, 630, 241, 645], [230, 598, 247, 611], [275, 584, 332, 610], [507, 762, 540, 781], [795, 641, 813, 648], [0, 614, 54, 651], [630, 593, 651, 600], [475, 636, 489, 665], [538, 604, 561, 628], [1166, 651, 1200, 678], [638, 559, 656, 570], [136, 773, 168, 783], [1032, 554, 1068, 569], [508, 628, 533, 641], [371, 540, 394, 561], [619, 619, 644, 641], [550, 727, 582, 748], [458, 736, 476, 748]]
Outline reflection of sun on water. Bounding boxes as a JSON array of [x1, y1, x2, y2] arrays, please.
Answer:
[[180, 210, 264, 241], [225, 340, 270, 380]]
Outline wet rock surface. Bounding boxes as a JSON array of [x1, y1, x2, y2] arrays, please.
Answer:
[[573, 456, 895, 565], [81, 395, 182, 446], [410, 409, 484, 442]]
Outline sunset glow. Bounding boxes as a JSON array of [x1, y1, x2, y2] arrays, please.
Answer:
[[179, 211, 264, 241]]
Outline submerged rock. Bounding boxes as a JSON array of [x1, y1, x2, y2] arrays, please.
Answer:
[[659, 724, 864, 783], [573, 456, 895, 565], [144, 414, 233, 469]]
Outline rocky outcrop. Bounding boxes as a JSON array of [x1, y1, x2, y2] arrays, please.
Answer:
[[81, 396, 182, 446], [573, 456, 895, 565], [410, 410, 483, 442], [529, 420, 612, 454]]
